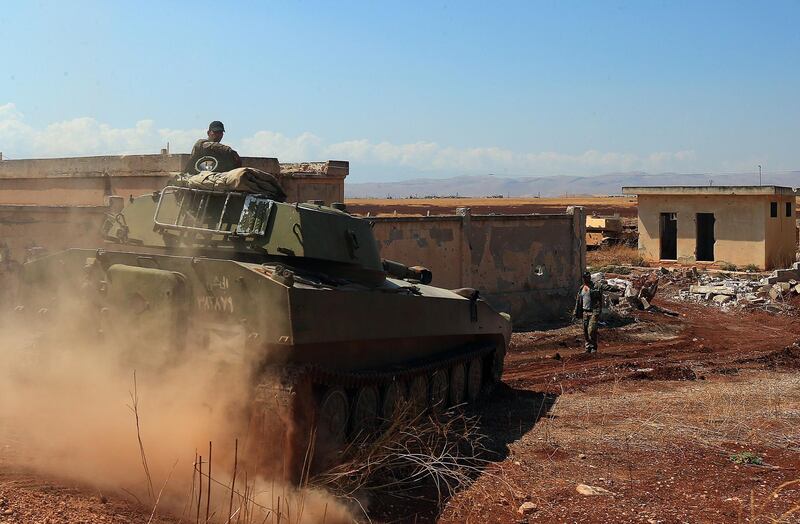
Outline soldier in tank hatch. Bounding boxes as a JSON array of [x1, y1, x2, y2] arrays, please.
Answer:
[[183, 120, 242, 174], [172, 120, 285, 200]]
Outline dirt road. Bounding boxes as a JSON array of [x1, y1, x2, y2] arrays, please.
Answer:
[[435, 298, 800, 523]]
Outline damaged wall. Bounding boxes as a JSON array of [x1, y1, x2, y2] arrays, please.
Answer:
[[370, 207, 586, 326]]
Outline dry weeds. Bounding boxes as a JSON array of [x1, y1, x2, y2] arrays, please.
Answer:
[[587, 244, 647, 270], [311, 406, 504, 508]]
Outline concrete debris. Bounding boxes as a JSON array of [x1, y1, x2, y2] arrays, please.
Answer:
[[671, 264, 800, 314], [576, 484, 615, 496], [517, 502, 538, 515], [689, 285, 736, 296], [605, 274, 659, 312], [763, 264, 800, 284]]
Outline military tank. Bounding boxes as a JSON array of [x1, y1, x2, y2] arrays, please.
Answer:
[[18, 162, 511, 479]]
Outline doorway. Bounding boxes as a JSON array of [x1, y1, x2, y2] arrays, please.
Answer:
[[696, 213, 715, 262], [659, 212, 677, 260]]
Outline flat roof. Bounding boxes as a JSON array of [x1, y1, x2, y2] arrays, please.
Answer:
[[622, 185, 798, 196]]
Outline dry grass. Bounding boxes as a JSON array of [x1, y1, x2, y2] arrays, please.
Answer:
[[346, 196, 637, 208], [524, 371, 800, 522], [533, 371, 800, 457], [587, 244, 648, 270], [310, 405, 514, 513]]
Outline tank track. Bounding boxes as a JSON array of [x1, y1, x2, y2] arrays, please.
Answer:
[[247, 343, 502, 482], [305, 343, 496, 388]]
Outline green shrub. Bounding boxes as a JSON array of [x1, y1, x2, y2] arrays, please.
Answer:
[[729, 451, 763, 465]]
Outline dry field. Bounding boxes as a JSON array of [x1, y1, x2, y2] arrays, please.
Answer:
[[346, 196, 639, 218], [437, 297, 800, 523], [347, 195, 799, 221]]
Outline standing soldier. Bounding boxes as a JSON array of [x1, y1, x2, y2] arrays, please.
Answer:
[[574, 271, 605, 353]]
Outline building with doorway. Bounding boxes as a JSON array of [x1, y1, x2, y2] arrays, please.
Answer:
[[622, 186, 798, 270]]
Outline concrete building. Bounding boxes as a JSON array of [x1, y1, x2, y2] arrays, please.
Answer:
[[623, 186, 798, 270]]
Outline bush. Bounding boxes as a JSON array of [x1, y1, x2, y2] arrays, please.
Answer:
[[729, 451, 763, 465]]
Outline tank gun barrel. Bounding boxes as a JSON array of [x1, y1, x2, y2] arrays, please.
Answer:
[[382, 259, 433, 284]]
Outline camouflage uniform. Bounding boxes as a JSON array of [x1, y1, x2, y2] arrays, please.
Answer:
[[574, 282, 604, 353]]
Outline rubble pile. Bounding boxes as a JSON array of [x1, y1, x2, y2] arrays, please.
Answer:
[[672, 261, 800, 314], [592, 261, 800, 316], [593, 272, 668, 316]]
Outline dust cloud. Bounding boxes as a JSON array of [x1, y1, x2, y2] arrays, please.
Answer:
[[0, 285, 355, 523]]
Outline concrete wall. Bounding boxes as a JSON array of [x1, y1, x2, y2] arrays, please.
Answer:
[[0, 154, 347, 206], [371, 207, 586, 326], [637, 194, 796, 269]]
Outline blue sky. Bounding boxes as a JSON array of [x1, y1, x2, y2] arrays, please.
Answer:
[[1, 1, 799, 182]]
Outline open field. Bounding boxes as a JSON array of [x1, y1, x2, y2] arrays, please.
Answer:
[[347, 196, 800, 220], [346, 196, 639, 217], [1, 290, 799, 523]]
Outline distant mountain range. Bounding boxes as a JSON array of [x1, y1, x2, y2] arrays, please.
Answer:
[[345, 171, 800, 198]]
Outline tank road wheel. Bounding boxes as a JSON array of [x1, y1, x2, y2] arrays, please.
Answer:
[[352, 385, 379, 436], [466, 357, 483, 401], [408, 375, 428, 418], [318, 387, 350, 444], [381, 381, 405, 424], [430, 369, 449, 415], [449, 362, 466, 407]]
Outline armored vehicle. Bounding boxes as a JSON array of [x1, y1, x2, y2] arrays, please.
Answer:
[[19, 175, 511, 477]]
